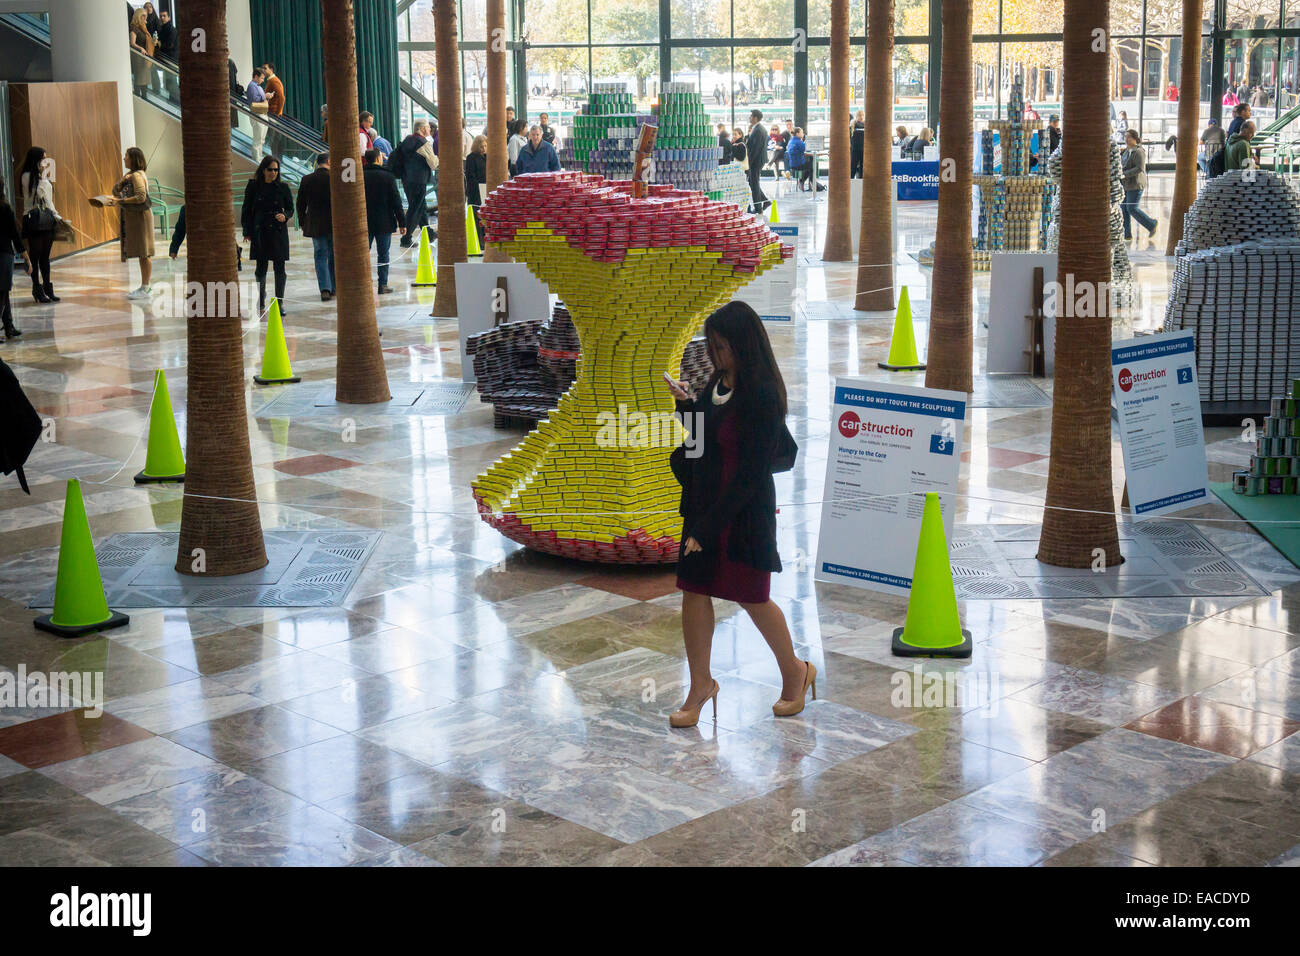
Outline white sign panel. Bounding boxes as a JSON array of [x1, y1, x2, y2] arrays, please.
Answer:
[[814, 378, 967, 595], [453, 262, 553, 382], [986, 252, 1057, 375], [1111, 330, 1209, 517], [741, 225, 800, 322]]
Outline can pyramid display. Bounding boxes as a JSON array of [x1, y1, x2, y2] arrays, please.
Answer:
[[559, 82, 726, 201], [471, 171, 792, 563], [972, 80, 1054, 271], [1233, 380, 1300, 496]]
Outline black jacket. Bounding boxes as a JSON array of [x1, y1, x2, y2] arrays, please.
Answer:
[[746, 123, 768, 169], [362, 164, 405, 235], [295, 167, 332, 238], [464, 152, 487, 205], [157, 21, 177, 58], [731, 140, 747, 163], [0, 204, 26, 257], [717, 131, 731, 164], [670, 379, 797, 575], [0, 358, 41, 494], [241, 178, 294, 262], [168, 204, 186, 257], [394, 133, 434, 187]]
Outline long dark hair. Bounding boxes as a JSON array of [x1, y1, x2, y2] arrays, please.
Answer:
[[703, 300, 787, 416], [19, 147, 45, 196], [253, 154, 281, 186]]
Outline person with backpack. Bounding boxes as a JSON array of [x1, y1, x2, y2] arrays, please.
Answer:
[[1200, 118, 1226, 176], [390, 120, 438, 248]]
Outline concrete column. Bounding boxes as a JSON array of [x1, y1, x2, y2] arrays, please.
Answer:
[[227, 0, 254, 89], [47, 0, 135, 148]]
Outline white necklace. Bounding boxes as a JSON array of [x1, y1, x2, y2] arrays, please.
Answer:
[[712, 381, 733, 405]]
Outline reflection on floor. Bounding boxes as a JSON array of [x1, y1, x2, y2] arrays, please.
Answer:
[[0, 172, 1298, 866]]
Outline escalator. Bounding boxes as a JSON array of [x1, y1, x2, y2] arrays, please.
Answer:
[[0, 11, 326, 187]]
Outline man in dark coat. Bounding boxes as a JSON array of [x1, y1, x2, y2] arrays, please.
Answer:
[[296, 153, 335, 300], [745, 109, 770, 213], [391, 120, 438, 248], [362, 149, 406, 294]]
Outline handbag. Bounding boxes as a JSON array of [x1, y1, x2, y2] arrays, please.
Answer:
[[22, 207, 54, 235]]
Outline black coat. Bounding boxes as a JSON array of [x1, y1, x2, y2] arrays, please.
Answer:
[[746, 123, 768, 169], [295, 167, 332, 238], [717, 131, 731, 164], [362, 164, 405, 236], [241, 178, 294, 262], [464, 152, 487, 205], [395, 133, 434, 187], [157, 21, 177, 58], [0, 358, 41, 494], [670, 380, 797, 575]]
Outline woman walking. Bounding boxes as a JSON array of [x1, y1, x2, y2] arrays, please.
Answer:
[[665, 301, 807, 728], [0, 184, 31, 342], [1120, 129, 1158, 240], [19, 147, 66, 304], [241, 155, 294, 314], [105, 147, 155, 298], [128, 8, 155, 97]]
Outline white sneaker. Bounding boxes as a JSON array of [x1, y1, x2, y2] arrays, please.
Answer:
[[127, 286, 152, 300]]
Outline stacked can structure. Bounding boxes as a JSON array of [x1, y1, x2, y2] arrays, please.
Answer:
[[471, 171, 792, 563], [1163, 170, 1300, 404], [558, 82, 724, 200], [972, 81, 1052, 270], [1043, 139, 1135, 313], [1233, 381, 1300, 495]]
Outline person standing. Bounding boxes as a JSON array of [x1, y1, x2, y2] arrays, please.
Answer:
[[392, 120, 438, 248], [514, 125, 560, 173], [1120, 130, 1158, 240], [507, 119, 528, 176], [155, 9, 178, 101], [462, 117, 475, 158], [128, 9, 154, 97], [1199, 117, 1226, 175], [745, 109, 769, 213], [105, 147, 155, 299], [262, 63, 286, 157], [464, 134, 488, 247], [241, 155, 293, 314], [229, 57, 241, 129], [246, 67, 269, 157], [19, 147, 66, 304], [538, 112, 557, 147], [716, 123, 730, 165], [1047, 114, 1061, 154], [850, 109, 866, 179], [664, 301, 806, 728], [0, 184, 31, 341], [359, 111, 377, 151], [505, 106, 516, 142], [362, 149, 405, 294], [1226, 120, 1256, 171], [296, 154, 335, 301]]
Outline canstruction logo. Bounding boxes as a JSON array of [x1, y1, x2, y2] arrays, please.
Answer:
[[1117, 367, 1165, 392], [837, 411, 914, 439]]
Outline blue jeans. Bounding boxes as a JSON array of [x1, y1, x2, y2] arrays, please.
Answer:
[[312, 236, 335, 293], [1122, 188, 1157, 237], [369, 232, 392, 287]]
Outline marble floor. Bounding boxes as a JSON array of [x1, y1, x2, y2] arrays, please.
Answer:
[[1, 172, 1299, 867]]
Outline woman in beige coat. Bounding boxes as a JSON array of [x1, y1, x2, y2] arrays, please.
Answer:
[[106, 147, 155, 298], [129, 10, 155, 97]]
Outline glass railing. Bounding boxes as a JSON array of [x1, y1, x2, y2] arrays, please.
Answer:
[[0, 12, 50, 43]]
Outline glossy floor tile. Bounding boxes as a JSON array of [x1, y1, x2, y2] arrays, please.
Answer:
[[0, 176, 1297, 865]]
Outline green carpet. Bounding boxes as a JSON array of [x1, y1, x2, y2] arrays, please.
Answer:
[[1211, 482, 1300, 568]]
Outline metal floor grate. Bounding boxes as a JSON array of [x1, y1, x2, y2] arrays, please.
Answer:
[[255, 378, 475, 418], [26, 530, 382, 609], [968, 376, 1051, 409]]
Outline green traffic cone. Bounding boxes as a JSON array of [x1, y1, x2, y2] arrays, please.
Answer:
[[891, 492, 971, 658], [254, 299, 301, 385], [34, 479, 129, 638], [134, 369, 186, 483], [878, 286, 927, 371], [465, 205, 483, 257], [413, 226, 437, 287]]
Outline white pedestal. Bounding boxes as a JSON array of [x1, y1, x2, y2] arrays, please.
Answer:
[[453, 262, 553, 383]]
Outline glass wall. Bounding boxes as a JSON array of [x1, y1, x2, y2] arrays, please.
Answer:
[[393, 0, 1300, 165]]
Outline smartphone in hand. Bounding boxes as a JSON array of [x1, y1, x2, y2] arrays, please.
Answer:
[[663, 371, 692, 401]]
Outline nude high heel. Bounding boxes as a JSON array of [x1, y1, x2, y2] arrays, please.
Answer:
[[772, 660, 816, 717], [669, 679, 719, 728]]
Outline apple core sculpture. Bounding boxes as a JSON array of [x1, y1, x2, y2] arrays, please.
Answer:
[[471, 171, 792, 563]]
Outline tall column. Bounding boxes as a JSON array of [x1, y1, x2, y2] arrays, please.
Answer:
[[47, 0, 135, 148], [227, 0, 254, 89]]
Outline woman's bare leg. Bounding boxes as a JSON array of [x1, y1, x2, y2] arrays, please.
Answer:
[[740, 599, 806, 700], [680, 590, 716, 707], [139, 257, 152, 287]]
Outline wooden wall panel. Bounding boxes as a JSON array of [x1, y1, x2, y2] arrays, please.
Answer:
[[9, 82, 122, 256]]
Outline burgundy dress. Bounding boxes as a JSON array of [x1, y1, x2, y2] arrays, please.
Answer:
[[676, 403, 772, 604]]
